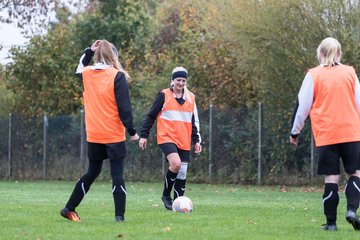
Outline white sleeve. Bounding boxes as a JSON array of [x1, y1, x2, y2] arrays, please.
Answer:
[[193, 102, 202, 143], [75, 53, 86, 75], [75, 48, 94, 76], [291, 72, 314, 136], [355, 76, 360, 114]]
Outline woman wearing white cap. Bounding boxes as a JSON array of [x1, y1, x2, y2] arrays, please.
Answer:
[[139, 66, 202, 210]]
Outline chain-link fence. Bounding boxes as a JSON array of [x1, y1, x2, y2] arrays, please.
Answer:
[[0, 115, 8, 179], [0, 104, 325, 184]]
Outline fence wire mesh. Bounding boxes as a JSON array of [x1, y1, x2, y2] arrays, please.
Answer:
[[0, 105, 329, 184]]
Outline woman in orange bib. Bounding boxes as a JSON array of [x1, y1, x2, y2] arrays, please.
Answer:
[[139, 67, 202, 210], [60, 40, 139, 223], [290, 37, 360, 231]]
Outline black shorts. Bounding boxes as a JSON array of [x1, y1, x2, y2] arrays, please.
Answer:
[[87, 141, 127, 161], [159, 143, 190, 162], [317, 141, 360, 175]]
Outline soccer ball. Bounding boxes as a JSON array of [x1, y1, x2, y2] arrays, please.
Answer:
[[172, 196, 193, 213]]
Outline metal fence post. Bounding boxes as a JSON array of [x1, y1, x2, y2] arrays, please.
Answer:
[[310, 132, 314, 183], [8, 113, 12, 180], [80, 109, 86, 170], [162, 152, 165, 177], [208, 104, 213, 183], [258, 102, 262, 185], [43, 114, 48, 180]]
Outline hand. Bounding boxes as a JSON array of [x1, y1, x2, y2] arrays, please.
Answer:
[[91, 40, 102, 52], [289, 136, 298, 146], [194, 143, 202, 154], [130, 133, 139, 142], [139, 138, 147, 151]]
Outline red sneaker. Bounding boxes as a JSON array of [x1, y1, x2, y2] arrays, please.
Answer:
[[60, 207, 81, 222]]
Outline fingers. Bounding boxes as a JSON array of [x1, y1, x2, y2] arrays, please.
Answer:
[[139, 142, 146, 150], [139, 138, 147, 151], [194, 143, 202, 154], [91, 40, 102, 51], [289, 136, 298, 146], [93, 40, 102, 46]]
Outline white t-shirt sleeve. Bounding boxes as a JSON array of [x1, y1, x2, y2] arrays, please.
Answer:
[[354, 76, 360, 114], [291, 72, 314, 136]]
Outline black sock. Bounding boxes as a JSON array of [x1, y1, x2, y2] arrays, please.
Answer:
[[110, 157, 126, 217], [323, 183, 339, 225], [113, 181, 126, 217], [162, 169, 177, 197], [173, 179, 186, 200], [346, 176, 360, 212]]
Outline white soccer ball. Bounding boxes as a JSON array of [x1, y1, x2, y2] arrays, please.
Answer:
[[172, 196, 193, 213]]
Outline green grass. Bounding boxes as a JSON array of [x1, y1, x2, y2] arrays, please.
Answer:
[[0, 181, 360, 240]]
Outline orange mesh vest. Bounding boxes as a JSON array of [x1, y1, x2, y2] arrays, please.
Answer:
[[82, 66, 126, 143], [309, 64, 360, 146], [157, 88, 195, 150]]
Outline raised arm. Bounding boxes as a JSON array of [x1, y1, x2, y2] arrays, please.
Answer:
[[75, 40, 102, 79]]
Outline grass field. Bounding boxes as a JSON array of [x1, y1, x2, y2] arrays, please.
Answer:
[[1, 181, 360, 240]]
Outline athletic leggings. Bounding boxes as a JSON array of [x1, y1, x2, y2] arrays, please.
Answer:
[[65, 157, 126, 216]]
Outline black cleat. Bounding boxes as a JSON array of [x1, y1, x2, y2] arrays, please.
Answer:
[[346, 210, 360, 230], [321, 224, 337, 231], [161, 195, 173, 210], [115, 215, 125, 222]]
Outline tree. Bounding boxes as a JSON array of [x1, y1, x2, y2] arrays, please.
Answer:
[[0, 0, 86, 34], [5, 24, 81, 115], [69, 0, 154, 109], [3, 0, 153, 116], [71, 0, 152, 68], [130, 0, 258, 109], [221, 0, 360, 182], [0, 64, 14, 116]]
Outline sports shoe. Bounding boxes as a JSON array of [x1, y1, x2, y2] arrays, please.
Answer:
[[60, 207, 81, 222], [321, 224, 337, 231], [345, 210, 360, 230], [161, 195, 173, 210], [115, 215, 125, 222]]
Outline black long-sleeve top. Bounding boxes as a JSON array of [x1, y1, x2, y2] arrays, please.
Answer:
[[75, 48, 136, 136], [140, 89, 201, 144]]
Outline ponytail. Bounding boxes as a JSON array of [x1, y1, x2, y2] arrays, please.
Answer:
[[316, 37, 342, 66]]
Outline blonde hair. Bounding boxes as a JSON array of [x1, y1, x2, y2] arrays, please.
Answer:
[[316, 37, 342, 66], [93, 39, 130, 79]]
